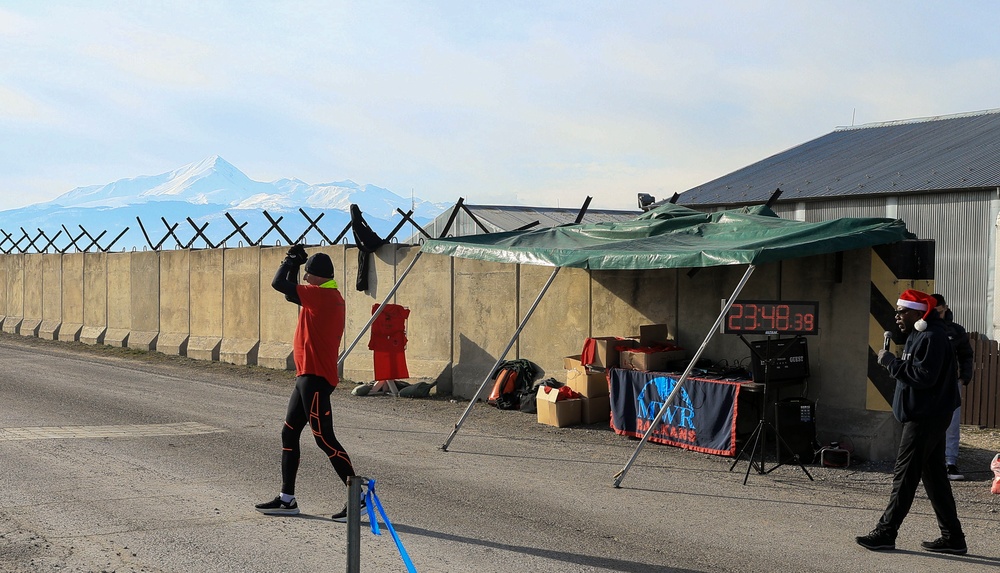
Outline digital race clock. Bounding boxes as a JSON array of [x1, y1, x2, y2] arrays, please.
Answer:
[[723, 300, 819, 335]]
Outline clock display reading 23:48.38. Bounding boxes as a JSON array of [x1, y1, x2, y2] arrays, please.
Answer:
[[723, 300, 820, 335]]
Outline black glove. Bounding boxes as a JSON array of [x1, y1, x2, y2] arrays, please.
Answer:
[[284, 243, 308, 266]]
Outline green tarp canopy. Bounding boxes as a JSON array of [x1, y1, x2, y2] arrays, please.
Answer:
[[420, 203, 913, 269]]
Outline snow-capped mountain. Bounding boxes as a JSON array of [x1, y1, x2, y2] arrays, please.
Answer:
[[0, 157, 447, 251], [50, 156, 276, 209]]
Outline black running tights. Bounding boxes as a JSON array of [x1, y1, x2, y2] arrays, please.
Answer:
[[280, 375, 355, 495]]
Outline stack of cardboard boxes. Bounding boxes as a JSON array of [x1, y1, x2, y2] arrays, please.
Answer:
[[537, 354, 612, 428], [564, 354, 612, 425], [619, 324, 686, 372], [538, 324, 685, 428]]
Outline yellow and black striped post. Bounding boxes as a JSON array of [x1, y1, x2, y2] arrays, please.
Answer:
[[867, 240, 935, 411]]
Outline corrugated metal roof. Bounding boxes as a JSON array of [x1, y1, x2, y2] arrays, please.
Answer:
[[465, 205, 639, 229], [677, 108, 1000, 206], [417, 204, 639, 240]]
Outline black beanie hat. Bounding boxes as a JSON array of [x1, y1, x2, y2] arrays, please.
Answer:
[[305, 253, 335, 279]]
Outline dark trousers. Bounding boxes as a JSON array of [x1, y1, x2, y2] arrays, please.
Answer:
[[878, 414, 964, 540], [280, 375, 355, 495]]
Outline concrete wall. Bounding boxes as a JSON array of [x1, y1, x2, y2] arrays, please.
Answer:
[[341, 244, 379, 382], [105, 252, 131, 347], [340, 243, 455, 386], [130, 250, 160, 351], [1, 254, 22, 334], [59, 253, 84, 342], [452, 257, 518, 399], [21, 254, 43, 337], [0, 244, 899, 460], [40, 254, 62, 339], [159, 250, 190, 355], [393, 246, 453, 391], [258, 247, 297, 369], [221, 246, 260, 365], [81, 252, 107, 344], [188, 249, 223, 361], [518, 265, 590, 377]]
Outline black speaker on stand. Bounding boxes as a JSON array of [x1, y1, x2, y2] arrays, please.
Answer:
[[729, 335, 814, 484], [774, 397, 817, 463]]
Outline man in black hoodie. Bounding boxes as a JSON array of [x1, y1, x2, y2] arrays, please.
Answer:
[[856, 289, 966, 555], [932, 293, 975, 481]]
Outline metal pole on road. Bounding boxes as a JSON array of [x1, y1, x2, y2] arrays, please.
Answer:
[[346, 476, 366, 573]]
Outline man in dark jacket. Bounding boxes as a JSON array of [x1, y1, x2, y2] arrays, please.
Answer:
[[932, 293, 975, 480], [856, 289, 966, 554]]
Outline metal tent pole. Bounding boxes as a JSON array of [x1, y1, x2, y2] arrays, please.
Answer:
[[441, 266, 561, 451], [612, 264, 756, 488]]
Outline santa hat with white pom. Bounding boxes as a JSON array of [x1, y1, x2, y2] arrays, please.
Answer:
[[897, 289, 936, 332]]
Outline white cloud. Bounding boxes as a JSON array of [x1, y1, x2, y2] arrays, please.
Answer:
[[2, 1, 1000, 212], [0, 85, 51, 122]]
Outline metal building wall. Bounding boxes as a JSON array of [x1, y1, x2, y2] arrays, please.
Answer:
[[782, 191, 997, 335], [801, 196, 888, 222], [769, 203, 797, 219], [896, 190, 997, 335]]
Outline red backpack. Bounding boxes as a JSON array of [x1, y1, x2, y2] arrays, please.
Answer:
[[488, 367, 521, 409], [486, 360, 538, 410]]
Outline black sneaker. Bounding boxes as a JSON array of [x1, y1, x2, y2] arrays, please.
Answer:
[[255, 496, 300, 516], [856, 529, 895, 551], [946, 464, 965, 481], [332, 498, 367, 523], [921, 537, 967, 555]]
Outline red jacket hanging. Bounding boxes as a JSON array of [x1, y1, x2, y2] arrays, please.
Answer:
[[368, 303, 409, 380]]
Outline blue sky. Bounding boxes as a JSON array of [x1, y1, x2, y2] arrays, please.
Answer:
[[2, 1, 999, 211]]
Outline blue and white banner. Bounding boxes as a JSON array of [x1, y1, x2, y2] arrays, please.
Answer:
[[609, 369, 741, 456]]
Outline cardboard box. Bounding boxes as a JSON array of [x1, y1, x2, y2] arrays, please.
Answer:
[[581, 395, 611, 425], [590, 337, 638, 369], [536, 388, 582, 427], [563, 355, 583, 370], [639, 323, 670, 346], [620, 349, 687, 372], [566, 366, 609, 398]]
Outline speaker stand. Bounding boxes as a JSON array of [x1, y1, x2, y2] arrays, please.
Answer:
[[729, 335, 814, 484]]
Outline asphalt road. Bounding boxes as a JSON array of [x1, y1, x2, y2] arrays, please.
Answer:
[[1, 334, 999, 573]]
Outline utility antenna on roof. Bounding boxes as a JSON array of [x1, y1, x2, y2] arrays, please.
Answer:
[[852, 108, 856, 126]]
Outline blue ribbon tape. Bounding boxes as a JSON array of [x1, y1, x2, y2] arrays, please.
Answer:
[[364, 478, 417, 573]]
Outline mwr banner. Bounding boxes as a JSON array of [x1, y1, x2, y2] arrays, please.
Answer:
[[609, 369, 740, 456]]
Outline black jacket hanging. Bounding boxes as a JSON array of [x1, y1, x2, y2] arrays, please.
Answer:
[[350, 204, 387, 291]]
